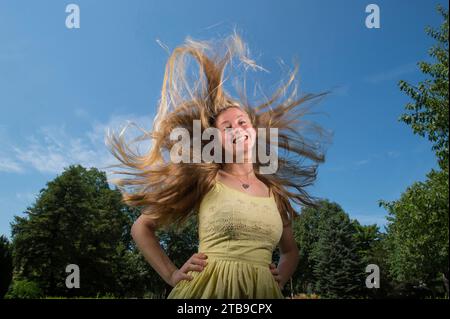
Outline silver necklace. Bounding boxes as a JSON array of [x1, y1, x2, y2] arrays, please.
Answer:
[[223, 169, 253, 189]]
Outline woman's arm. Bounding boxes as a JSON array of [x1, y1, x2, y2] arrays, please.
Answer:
[[271, 222, 300, 289], [131, 214, 179, 287], [132, 214, 208, 288]]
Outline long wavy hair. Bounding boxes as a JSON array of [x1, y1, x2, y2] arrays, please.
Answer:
[[106, 32, 331, 231]]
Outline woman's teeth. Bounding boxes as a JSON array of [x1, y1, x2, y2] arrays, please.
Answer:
[[233, 135, 248, 144]]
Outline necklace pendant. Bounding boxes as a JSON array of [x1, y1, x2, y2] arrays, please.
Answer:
[[242, 184, 250, 189]]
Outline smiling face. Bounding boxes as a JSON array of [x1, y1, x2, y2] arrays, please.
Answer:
[[214, 107, 256, 160]]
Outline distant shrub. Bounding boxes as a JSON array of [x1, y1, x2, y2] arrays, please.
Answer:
[[4, 279, 43, 299]]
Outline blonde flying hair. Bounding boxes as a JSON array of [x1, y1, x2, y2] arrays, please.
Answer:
[[106, 32, 330, 231]]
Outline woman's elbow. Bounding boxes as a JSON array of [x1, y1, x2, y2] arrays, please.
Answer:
[[131, 215, 156, 241], [131, 220, 141, 241], [286, 246, 300, 263]]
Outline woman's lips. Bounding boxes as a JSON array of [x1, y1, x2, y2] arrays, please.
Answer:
[[232, 135, 249, 144]]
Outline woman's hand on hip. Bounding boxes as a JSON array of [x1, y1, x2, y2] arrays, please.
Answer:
[[169, 252, 208, 287], [269, 263, 284, 289]]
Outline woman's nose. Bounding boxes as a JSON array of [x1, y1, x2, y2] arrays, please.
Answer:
[[232, 126, 245, 133], [230, 128, 243, 138]]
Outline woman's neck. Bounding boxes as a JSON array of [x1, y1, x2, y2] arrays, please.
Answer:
[[221, 163, 255, 177]]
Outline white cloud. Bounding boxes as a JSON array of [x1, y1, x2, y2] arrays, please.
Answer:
[[364, 62, 417, 84], [0, 156, 24, 173], [387, 150, 400, 158], [10, 114, 153, 180], [355, 159, 370, 166]]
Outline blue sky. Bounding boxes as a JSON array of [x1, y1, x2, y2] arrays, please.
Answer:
[[0, 0, 447, 238]]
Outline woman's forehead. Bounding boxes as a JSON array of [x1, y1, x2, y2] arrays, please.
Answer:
[[217, 107, 248, 121]]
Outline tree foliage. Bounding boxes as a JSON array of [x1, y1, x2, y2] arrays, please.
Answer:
[[0, 235, 13, 298], [398, 5, 449, 170], [380, 6, 450, 298], [380, 169, 449, 296], [292, 200, 369, 298], [10, 165, 136, 297]]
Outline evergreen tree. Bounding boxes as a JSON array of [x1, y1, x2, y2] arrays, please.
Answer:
[[292, 200, 365, 298], [311, 210, 363, 298]]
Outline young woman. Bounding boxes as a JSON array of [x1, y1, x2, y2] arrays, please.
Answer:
[[107, 33, 329, 298]]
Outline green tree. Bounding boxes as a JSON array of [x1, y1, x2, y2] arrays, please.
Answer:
[[0, 235, 13, 298], [380, 6, 450, 298], [291, 201, 331, 294], [10, 165, 135, 297], [352, 222, 385, 298], [380, 169, 449, 297], [292, 200, 365, 298], [353, 222, 380, 267], [311, 207, 364, 298], [111, 246, 167, 298], [398, 5, 449, 170]]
